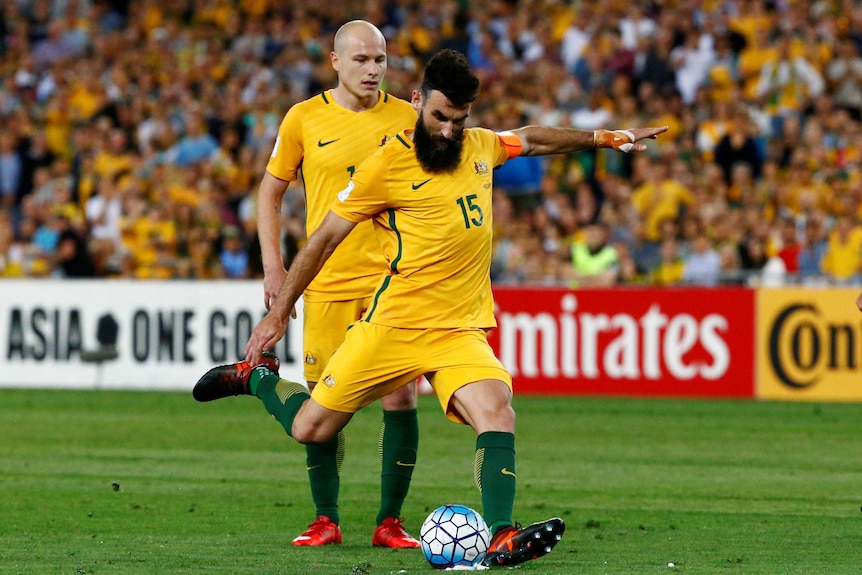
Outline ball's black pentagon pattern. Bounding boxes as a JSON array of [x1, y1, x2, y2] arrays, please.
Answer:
[[420, 504, 490, 568]]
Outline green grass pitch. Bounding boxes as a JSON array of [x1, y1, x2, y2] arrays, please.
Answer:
[[1, 388, 860, 574]]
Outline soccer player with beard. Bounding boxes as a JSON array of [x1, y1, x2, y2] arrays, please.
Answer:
[[196, 49, 666, 567], [199, 20, 421, 549]]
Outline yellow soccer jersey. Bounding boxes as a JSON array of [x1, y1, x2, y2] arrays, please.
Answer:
[[266, 90, 415, 302], [331, 128, 514, 329]]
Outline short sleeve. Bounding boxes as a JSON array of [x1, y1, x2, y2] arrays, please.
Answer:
[[265, 106, 304, 182]]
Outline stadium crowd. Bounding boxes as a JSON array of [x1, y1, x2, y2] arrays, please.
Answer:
[[1, 0, 861, 287]]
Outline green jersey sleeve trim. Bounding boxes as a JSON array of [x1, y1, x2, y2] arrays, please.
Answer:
[[395, 134, 412, 149]]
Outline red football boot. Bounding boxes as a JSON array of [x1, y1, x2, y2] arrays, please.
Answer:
[[292, 516, 343, 546]]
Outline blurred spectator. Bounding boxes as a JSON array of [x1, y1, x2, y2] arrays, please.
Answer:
[[706, 33, 740, 105], [493, 154, 545, 214], [798, 216, 829, 283], [560, 9, 592, 75], [570, 222, 619, 287], [738, 27, 776, 102], [570, 86, 613, 130], [32, 18, 83, 71], [218, 225, 249, 279], [55, 226, 95, 277], [826, 37, 862, 119], [85, 174, 123, 245], [21, 131, 57, 199], [775, 217, 801, 277], [682, 231, 721, 286], [821, 214, 862, 286], [671, 27, 715, 105], [0, 130, 22, 211], [637, 30, 676, 96], [713, 107, 763, 184], [168, 112, 219, 167], [632, 158, 693, 243], [619, 5, 656, 52], [650, 239, 685, 286], [756, 34, 824, 137], [738, 235, 769, 281], [94, 128, 133, 182]]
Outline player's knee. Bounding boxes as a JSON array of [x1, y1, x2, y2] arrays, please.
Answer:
[[488, 403, 516, 431], [380, 382, 418, 411], [468, 398, 515, 433], [291, 421, 336, 444]]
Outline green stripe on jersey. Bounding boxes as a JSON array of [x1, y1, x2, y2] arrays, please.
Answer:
[[365, 275, 391, 322], [387, 208, 403, 273]]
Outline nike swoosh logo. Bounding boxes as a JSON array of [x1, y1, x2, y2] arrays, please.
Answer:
[[318, 138, 339, 147], [396, 461, 416, 467], [411, 178, 432, 190], [501, 468, 517, 478], [306, 465, 322, 471]]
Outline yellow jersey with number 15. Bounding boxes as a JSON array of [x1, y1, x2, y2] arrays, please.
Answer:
[[266, 90, 416, 302], [331, 127, 517, 329]]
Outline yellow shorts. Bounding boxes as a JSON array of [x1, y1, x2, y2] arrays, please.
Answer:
[[303, 298, 372, 383], [312, 322, 512, 424]]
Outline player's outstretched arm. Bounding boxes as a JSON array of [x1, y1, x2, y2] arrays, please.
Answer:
[[258, 171, 291, 309], [245, 210, 357, 365], [510, 125, 668, 156]]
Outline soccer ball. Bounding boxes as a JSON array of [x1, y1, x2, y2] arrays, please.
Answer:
[[420, 504, 490, 569]]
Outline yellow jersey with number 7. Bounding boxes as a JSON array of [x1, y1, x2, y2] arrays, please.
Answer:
[[266, 90, 416, 302]]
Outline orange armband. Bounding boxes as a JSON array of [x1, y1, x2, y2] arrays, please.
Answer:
[[496, 131, 523, 160]]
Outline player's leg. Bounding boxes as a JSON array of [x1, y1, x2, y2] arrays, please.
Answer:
[[372, 382, 420, 548], [443, 378, 518, 536], [294, 299, 354, 545], [450, 379, 564, 567], [427, 329, 565, 567], [294, 378, 343, 546], [310, 321, 423, 544]]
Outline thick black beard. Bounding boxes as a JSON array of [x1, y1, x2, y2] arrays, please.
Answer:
[[413, 115, 464, 174]]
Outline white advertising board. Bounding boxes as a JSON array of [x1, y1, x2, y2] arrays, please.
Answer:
[[0, 280, 304, 390]]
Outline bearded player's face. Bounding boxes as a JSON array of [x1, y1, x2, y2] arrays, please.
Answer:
[[411, 89, 469, 174]]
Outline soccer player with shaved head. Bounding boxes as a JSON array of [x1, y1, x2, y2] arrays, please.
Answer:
[[210, 20, 420, 548]]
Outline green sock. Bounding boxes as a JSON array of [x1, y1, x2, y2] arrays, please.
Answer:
[[306, 432, 344, 524], [376, 408, 419, 525], [250, 368, 308, 438], [475, 431, 516, 535]]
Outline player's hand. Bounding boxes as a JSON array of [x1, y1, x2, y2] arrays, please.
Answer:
[[245, 305, 296, 366], [263, 267, 288, 310], [595, 126, 669, 153]]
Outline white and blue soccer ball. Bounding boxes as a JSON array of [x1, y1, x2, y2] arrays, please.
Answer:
[[420, 504, 490, 569]]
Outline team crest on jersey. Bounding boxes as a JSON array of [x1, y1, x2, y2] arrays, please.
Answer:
[[380, 134, 392, 146], [321, 374, 336, 389], [304, 353, 317, 365], [473, 160, 489, 176]]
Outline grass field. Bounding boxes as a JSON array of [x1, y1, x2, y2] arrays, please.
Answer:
[[1, 388, 860, 575]]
